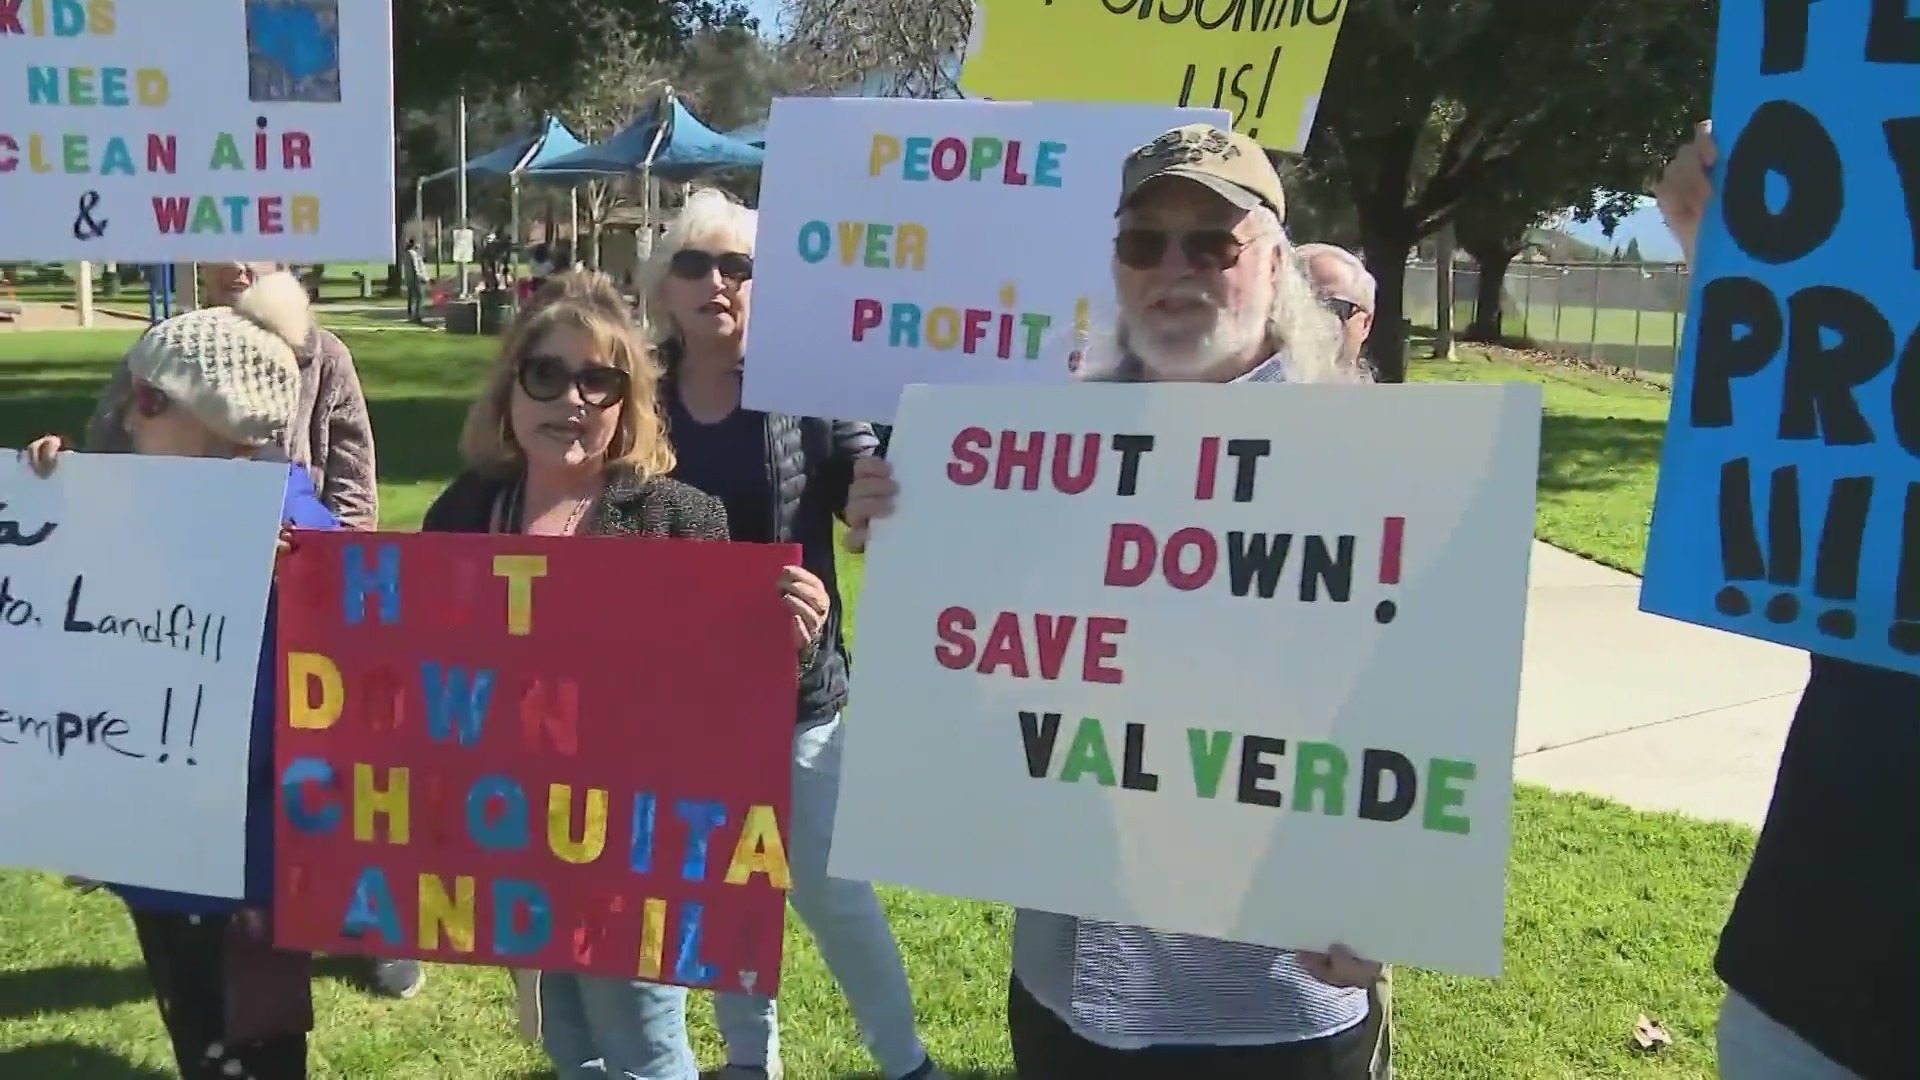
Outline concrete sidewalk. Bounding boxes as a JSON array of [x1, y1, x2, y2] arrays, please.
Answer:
[[1513, 542, 1805, 829]]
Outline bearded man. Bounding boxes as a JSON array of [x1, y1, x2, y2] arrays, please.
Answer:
[[845, 123, 1381, 1080]]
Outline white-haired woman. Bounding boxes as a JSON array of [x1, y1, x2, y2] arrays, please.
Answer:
[[634, 190, 947, 1080]]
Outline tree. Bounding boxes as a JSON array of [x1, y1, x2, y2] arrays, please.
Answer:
[[676, 27, 788, 132], [1453, 179, 1639, 340], [394, 0, 755, 110], [777, 0, 969, 95], [1306, 0, 1713, 381], [550, 29, 677, 269], [1623, 237, 1646, 263]]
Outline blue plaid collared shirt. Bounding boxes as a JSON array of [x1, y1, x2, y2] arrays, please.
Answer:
[[1010, 346, 1369, 1050]]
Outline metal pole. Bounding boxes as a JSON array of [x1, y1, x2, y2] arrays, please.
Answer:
[[455, 90, 471, 298], [1553, 267, 1567, 351], [1672, 266, 1686, 372], [1521, 264, 1534, 341], [1631, 270, 1649, 374], [1587, 265, 1603, 361], [77, 260, 94, 327]]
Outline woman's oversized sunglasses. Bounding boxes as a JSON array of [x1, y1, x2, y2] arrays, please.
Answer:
[[668, 249, 754, 283], [516, 355, 631, 409]]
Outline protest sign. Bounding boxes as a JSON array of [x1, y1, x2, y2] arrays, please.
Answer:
[[0, 452, 287, 896], [0, 0, 396, 262], [958, 0, 1349, 152], [743, 98, 1225, 424], [830, 382, 1542, 977], [273, 531, 801, 994], [1641, 0, 1919, 674]]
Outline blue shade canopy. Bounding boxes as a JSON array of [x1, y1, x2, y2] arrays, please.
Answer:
[[531, 95, 765, 178], [724, 119, 766, 147], [422, 115, 588, 183]]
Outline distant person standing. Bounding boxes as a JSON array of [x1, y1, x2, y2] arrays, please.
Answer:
[[1296, 243, 1378, 379], [530, 242, 555, 295], [404, 238, 428, 323]]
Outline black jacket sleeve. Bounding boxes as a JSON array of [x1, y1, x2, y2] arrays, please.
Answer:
[[817, 420, 879, 521]]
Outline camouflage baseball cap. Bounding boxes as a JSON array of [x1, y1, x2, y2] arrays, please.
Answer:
[[1116, 124, 1287, 220]]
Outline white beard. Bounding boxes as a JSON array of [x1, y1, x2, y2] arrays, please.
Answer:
[[1121, 289, 1269, 381]]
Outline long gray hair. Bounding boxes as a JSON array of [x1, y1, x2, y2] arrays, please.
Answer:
[[1080, 207, 1361, 384]]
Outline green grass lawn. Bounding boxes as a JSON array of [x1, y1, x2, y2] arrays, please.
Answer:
[[0, 329, 1746, 1079]]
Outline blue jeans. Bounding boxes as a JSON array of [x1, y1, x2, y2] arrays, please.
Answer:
[[538, 973, 695, 1080], [537, 715, 927, 1079], [712, 715, 926, 1076]]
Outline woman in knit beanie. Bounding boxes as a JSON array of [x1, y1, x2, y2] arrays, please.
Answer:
[[19, 271, 337, 1080]]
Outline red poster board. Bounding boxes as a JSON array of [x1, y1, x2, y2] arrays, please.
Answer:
[[272, 531, 799, 995]]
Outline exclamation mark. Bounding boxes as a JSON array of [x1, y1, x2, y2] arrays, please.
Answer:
[[1246, 44, 1283, 141], [1374, 516, 1404, 624], [1892, 483, 1920, 656], [1066, 297, 1089, 374], [1715, 459, 1804, 623], [157, 686, 173, 764], [185, 683, 202, 765], [1762, 466, 1803, 623], [1811, 476, 1875, 639]]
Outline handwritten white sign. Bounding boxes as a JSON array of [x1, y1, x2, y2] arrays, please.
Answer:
[[742, 97, 1224, 424], [0, 452, 288, 896], [0, 0, 396, 261], [830, 382, 1542, 977]]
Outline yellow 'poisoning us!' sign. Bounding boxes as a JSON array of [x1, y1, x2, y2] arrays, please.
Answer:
[[960, 0, 1350, 153]]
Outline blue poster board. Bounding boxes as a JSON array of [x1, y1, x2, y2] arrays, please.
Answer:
[[1641, 0, 1919, 674]]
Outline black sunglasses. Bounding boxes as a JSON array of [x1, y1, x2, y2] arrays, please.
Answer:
[[668, 249, 753, 283], [516, 354, 631, 409], [1113, 227, 1249, 271], [1322, 296, 1362, 322]]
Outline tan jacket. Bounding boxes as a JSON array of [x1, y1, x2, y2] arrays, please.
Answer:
[[84, 327, 379, 530]]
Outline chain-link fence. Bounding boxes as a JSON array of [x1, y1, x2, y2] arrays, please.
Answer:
[[1403, 260, 1691, 379]]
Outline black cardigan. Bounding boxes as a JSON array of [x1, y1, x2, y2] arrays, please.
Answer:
[[421, 468, 728, 541]]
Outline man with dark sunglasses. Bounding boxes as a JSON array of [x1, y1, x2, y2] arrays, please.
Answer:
[[844, 123, 1379, 1080], [1296, 243, 1377, 380]]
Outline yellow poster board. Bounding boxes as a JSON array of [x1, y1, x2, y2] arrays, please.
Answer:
[[960, 0, 1350, 153]]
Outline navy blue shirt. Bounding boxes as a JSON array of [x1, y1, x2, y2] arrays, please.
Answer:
[[666, 398, 776, 546]]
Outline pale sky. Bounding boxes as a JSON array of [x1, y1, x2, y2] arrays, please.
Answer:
[[746, 0, 785, 35]]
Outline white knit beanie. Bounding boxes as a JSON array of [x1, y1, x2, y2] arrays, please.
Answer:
[[124, 272, 312, 447]]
